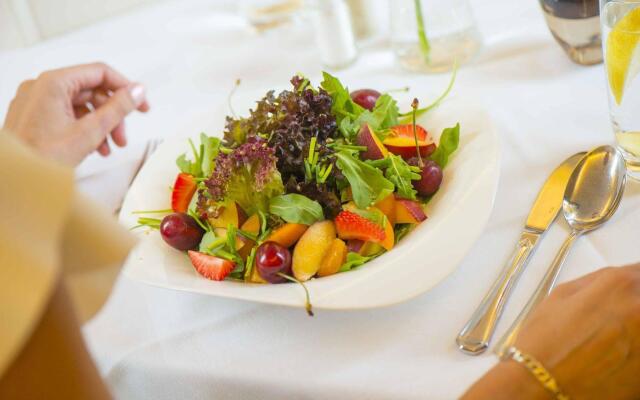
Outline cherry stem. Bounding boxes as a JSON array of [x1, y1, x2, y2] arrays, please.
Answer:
[[411, 98, 424, 168], [276, 272, 314, 316]]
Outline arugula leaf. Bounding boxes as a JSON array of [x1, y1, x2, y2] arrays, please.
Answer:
[[200, 133, 221, 177], [269, 194, 324, 225], [335, 151, 394, 209], [367, 154, 421, 200], [339, 252, 377, 272], [430, 123, 460, 168], [321, 72, 365, 125], [370, 94, 399, 130]]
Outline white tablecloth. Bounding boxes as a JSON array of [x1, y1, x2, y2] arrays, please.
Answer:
[[2, 1, 639, 399]]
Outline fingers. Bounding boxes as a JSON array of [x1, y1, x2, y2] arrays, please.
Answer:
[[76, 83, 146, 153], [53, 62, 150, 112]]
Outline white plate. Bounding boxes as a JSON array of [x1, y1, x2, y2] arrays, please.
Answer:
[[119, 96, 500, 310]]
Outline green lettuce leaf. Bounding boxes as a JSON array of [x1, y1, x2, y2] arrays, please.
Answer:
[[335, 151, 394, 209], [269, 194, 324, 225], [339, 252, 376, 272], [430, 123, 460, 168]]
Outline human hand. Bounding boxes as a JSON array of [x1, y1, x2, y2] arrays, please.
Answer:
[[2, 63, 149, 166], [463, 264, 640, 400]]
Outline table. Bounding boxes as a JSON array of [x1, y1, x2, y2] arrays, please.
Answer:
[[1, 1, 639, 398]]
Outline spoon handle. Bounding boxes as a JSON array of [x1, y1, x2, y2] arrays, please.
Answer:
[[495, 230, 581, 359], [456, 230, 540, 355]]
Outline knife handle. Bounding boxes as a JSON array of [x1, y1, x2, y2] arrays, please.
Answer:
[[456, 231, 539, 355]]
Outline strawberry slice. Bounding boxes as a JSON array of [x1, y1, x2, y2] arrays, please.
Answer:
[[390, 124, 429, 141], [172, 173, 197, 213], [188, 251, 235, 281], [334, 210, 386, 243]]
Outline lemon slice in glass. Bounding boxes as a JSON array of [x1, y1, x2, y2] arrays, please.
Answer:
[[606, 5, 640, 105]]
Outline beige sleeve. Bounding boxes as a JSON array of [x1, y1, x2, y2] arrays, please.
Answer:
[[0, 132, 135, 378]]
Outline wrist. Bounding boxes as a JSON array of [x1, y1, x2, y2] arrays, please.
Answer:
[[462, 359, 552, 400]]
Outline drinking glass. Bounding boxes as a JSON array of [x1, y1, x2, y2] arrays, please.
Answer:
[[540, 0, 603, 65], [601, 0, 640, 179], [390, 0, 482, 73]]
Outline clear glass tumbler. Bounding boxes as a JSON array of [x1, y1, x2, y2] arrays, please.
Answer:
[[540, 0, 603, 65], [390, 0, 482, 73], [601, 0, 640, 179]]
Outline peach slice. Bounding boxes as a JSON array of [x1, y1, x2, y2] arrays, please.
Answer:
[[247, 263, 267, 284], [208, 201, 247, 229], [317, 238, 348, 277], [292, 220, 336, 281], [394, 198, 428, 224], [356, 124, 388, 160], [374, 193, 396, 225], [266, 223, 308, 248], [241, 213, 261, 236], [383, 136, 436, 160], [380, 218, 394, 250]]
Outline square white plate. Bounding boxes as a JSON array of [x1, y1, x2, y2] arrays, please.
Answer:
[[119, 96, 500, 310]]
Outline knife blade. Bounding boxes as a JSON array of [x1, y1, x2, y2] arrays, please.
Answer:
[[455, 152, 586, 355]]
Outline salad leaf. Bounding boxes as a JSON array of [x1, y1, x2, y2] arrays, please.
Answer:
[[430, 123, 460, 168], [269, 194, 324, 225], [335, 151, 394, 209], [201, 133, 221, 177], [321, 72, 365, 125], [367, 154, 421, 200], [369, 94, 399, 130], [339, 252, 377, 272], [203, 139, 285, 215], [176, 133, 221, 178], [176, 139, 202, 177]]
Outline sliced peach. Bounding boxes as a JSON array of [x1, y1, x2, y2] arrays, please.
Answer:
[[292, 221, 336, 281], [266, 223, 308, 248], [208, 201, 247, 229], [380, 218, 394, 251], [317, 238, 347, 277], [241, 213, 261, 236], [356, 124, 388, 160], [383, 136, 436, 159], [374, 194, 396, 225], [394, 198, 427, 224]]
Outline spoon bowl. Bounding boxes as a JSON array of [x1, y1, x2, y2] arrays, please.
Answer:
[[563, 145, 627, 232]]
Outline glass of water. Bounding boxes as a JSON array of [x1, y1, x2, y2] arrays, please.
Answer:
[[601, 0, 640, 179]]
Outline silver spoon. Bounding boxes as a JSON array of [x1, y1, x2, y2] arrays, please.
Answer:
[[495, 145, 626, 358]]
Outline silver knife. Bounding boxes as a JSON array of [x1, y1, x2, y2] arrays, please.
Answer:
[[455, 152, 586, 355]]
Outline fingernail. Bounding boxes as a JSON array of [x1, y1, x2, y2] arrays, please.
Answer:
[[128, 83, 146, 108]]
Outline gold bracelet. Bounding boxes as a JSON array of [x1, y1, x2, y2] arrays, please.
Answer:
[[507, 347, 570, 400]]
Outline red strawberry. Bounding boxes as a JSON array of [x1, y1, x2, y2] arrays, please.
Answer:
[[188, 251, 235, 281], [390, 124, 429, 141], [334, 211, 386, 243], [172, 173, 197, 213]]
